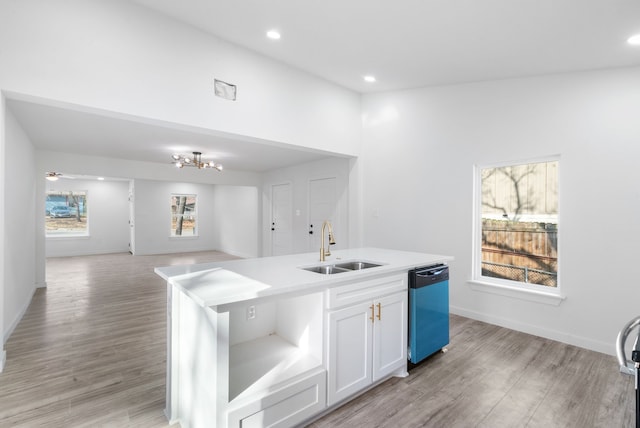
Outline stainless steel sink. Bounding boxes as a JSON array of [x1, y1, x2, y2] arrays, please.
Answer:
[[334, 261, 382, 270], [302, 265, 351, 274], [301, 260, 383, 274]]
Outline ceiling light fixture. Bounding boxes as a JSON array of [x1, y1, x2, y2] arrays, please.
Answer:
[[45, 172, 62, 181], [267, 30, 281, 40], [171, 151, 223, 171], [363, 75, 376, 83], [628, 34, 640, 45]]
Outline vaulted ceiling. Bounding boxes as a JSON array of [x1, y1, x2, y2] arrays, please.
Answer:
[[9, 0, 640, 173]]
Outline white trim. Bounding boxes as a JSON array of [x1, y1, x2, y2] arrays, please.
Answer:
[[450, 305, 613, 356], [3, 287, 36, 344], [170, 193, 198, 238], [46, 235, 91, 240], [0, 350, 6, 373], [471, 155, 561, 296], [467, 279, 565, 306]]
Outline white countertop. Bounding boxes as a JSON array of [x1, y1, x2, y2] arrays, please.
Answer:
[[155, 247, 452, 308]]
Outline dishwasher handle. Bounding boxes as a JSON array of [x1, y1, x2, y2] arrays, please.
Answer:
[[416, 269, 446, 278], [409, 264, 449, 288]]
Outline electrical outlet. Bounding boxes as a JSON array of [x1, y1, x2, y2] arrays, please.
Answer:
[[247, 305, 256, 320]]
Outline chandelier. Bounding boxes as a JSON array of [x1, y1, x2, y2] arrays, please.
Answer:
[[171, 151, 223, 171], [45, 172, 62, 181]]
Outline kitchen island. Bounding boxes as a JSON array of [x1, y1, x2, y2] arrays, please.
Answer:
[[155, 248, 452, 428]]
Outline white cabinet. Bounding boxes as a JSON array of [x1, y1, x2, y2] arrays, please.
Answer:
[[326, 274, 408, 406], [168, 288, 326, 428], [327, 301, 372, 402], [372, 292, 408, 380]]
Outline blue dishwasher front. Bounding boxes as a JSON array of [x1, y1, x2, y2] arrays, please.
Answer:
[[408, 264, 449, 365]]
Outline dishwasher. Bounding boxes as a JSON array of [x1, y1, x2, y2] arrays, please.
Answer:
[[408, 264, 449, 365]]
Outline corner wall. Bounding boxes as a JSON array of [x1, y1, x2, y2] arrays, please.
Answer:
[[361, 66, 640, 355], [3, 107, 36, 349], [0, 94, 5, 371]]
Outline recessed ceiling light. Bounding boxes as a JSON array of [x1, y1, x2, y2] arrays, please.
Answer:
[[97, 177, 105, 181], [363, 75, 376, 83], [267, 30, 281, 40], [628, 34, 640, 45]]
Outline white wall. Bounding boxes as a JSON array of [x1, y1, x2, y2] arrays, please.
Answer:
[[0, 0, 361, 157], [134, 180, 215, 255], [212, 185, 260, 259], [133, 180, 259, 256], [3, 109, 36, 348], [261, 157, 351, 256], [361, 66, 640, 355], [0, 95, 5, 370], [45, 178, 130, 257]]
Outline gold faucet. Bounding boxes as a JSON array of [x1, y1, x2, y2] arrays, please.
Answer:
[[320, 220, 336, 261]]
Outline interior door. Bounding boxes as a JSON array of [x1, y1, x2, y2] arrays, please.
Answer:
[[271, 183, 293, 256], [308, 177, 338, 252]]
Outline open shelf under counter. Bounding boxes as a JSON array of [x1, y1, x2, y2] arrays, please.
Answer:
[[229, 334, 323, 403]]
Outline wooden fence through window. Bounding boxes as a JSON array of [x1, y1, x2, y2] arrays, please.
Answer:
[[482, 219, 558, 287]]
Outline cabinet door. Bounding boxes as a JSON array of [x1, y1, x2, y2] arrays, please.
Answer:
[[327, 302, 373, 405], [372, 291, 407, 382]]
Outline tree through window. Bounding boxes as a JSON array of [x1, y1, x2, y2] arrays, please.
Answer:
[[477, 159, 558, 288], [171, 194, 197, 236], [46, 190, 88, 236]]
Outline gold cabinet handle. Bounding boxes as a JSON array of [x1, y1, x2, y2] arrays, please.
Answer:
[[376, 302, 382, 320], [370, 304, 375, 323]]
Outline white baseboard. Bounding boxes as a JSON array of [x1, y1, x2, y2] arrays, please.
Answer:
[[0, 349, 6, 373], [450, 305, 613, 356], [3, 287, 36, 345], [46, 247, 130, 258], [218, 248, 255, 259]]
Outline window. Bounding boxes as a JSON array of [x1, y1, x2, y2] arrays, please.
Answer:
[[473, 158, 559, 292], [171, 194, 197, 237], [46, 190, 88, 236]]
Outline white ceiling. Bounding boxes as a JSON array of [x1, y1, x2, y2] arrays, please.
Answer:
[[10, 1, 640, 173], [7, 99, 337, 173], [132, 0, 640, 93]]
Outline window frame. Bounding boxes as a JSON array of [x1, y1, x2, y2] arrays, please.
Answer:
[[45, 189, 89, 238], [170, 193, 198, 238], [470, 156, 564, 305]]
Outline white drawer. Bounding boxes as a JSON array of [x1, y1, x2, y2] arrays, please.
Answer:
[[326, 273, 406, 309], [227, 370, 326, 428]]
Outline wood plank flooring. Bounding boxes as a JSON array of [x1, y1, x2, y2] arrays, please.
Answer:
[[310, 316, 636, 428], [0, 251, 239, 427], [0, 251, 636, 427]]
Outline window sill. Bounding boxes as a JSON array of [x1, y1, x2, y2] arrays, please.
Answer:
[[169, 235, 199, 240], [46, 234, 90, 240], [467, 279, 565, 306]]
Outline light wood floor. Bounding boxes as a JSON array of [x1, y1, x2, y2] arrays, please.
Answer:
[[0, 251, 239, 427], [310, 317, 636, 428], [0, 252, 635, 427]]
